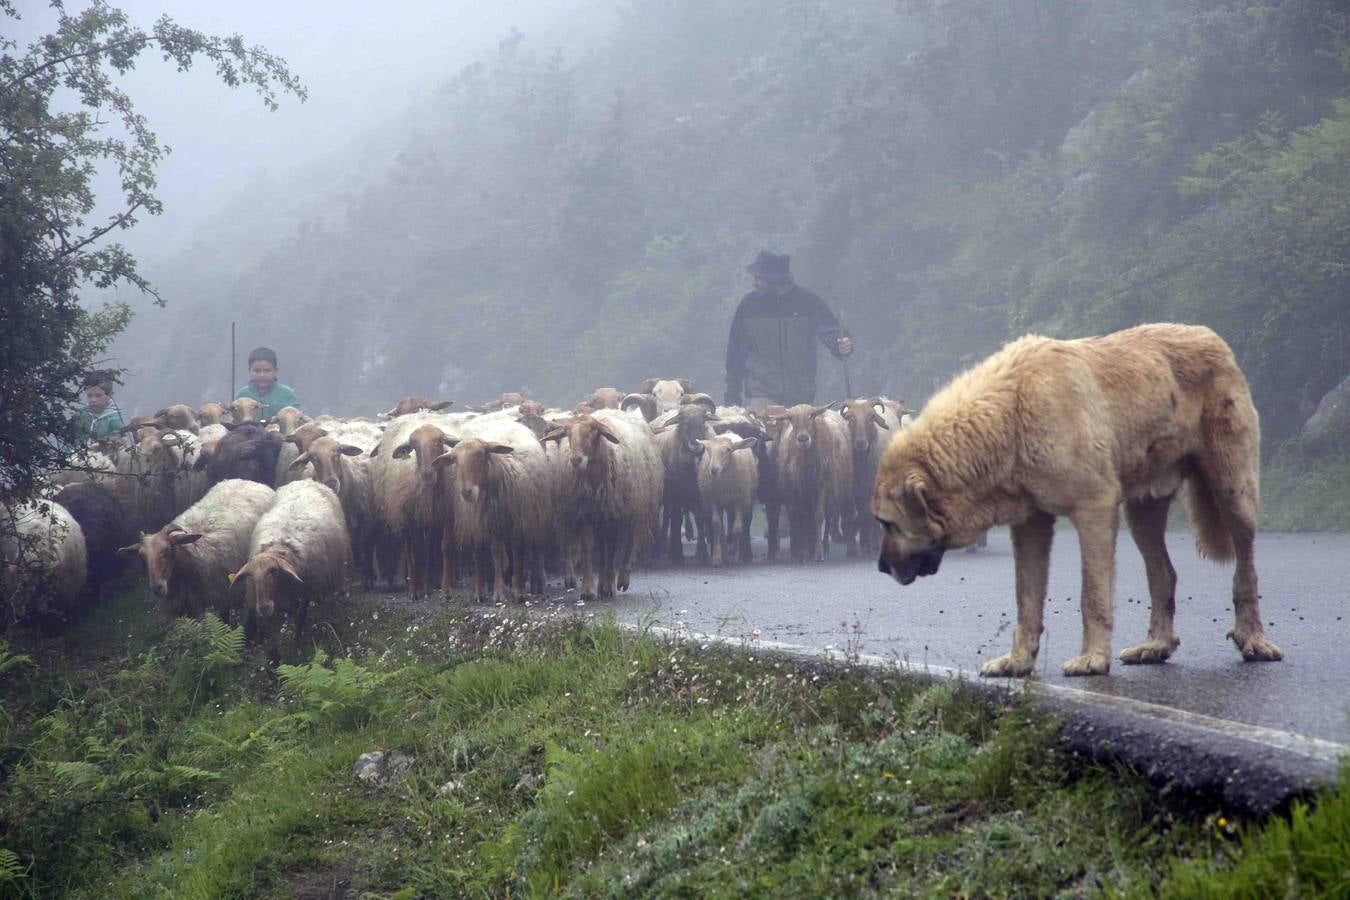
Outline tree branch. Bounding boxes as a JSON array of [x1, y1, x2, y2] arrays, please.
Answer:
[[54, 202, 143, 259]]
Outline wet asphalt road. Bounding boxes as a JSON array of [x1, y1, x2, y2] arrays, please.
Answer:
[[606, 527, 1350, 747]]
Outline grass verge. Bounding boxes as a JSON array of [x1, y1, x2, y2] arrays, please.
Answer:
[[0, 587, 1345, 898]]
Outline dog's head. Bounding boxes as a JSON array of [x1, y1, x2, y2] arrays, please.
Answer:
[[872, 462, 949, 585]]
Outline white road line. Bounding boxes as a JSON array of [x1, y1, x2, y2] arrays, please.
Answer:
[[640, 625, 1349, 766]]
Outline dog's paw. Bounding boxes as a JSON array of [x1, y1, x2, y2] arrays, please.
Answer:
[[980, 653, 1035, 678], [1118, 637, 1179, 665], [1061, 653, 1111, 676], [1228, 629, 1284, 662]]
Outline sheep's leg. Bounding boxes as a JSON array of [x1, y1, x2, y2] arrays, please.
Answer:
[[579, 525, 597, 600], [529, 545, 546, 595], [598, 520, 618, 599], [683, 510, 696, 542], [710, 506, 725, 567], [563, 538, 577, 590], [694, 510, 711, 564], [294, 596, 310, 645], [440, 526, 459, 595], [491, 538, 512, 604], [618, 526, 638, 592], [665, 505, 684, 565], [510, 538, 525, 598]]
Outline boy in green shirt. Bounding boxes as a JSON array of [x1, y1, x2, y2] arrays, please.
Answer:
[[73, 373, 125, 441], [234, 347, 302, 421]]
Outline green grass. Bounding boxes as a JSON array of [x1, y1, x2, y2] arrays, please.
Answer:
[[1260, 451, 1350, 532], [0, 588, 1346, 898]]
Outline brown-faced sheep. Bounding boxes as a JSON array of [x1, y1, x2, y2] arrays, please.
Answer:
[[695, 435, 759, 567], [371, 412, 461, 599], [840, 398, 902, 555], [229, 396, 263, 424], [544, 410, 660, 599], [153, 404, 201, 433], [118, 478, 275, 620], [197, 402, 230, 426], [767, 404, 853, 562], [231, 480, 349, 659], [652, 398, 718, 564]]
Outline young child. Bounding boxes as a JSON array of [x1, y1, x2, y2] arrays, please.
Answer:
[[74, 373, 125, 441], [234, 347, 302, 421]]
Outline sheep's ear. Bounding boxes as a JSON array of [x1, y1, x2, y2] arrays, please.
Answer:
[[869, 411, 890, 430], [283, 434, 301, 446], [286, 452, 311, 472], [429, 400, 455, 411], [116, 542, 141, 556], [733, 437, 758, 451], [677, 378, 695, 393], [171, 531, 204, 545], [391, 442, 414, 459], [637, 378, 659, 394], [487, 443, 514, 455], [442, 436, 461, 450], [368, 446, 380, 457], [542, 428, 567, 444], [340, 444, 364, 456], [690, 440, 706, 456], [595, 424, 621, 444], [431, 451, 457, 470]]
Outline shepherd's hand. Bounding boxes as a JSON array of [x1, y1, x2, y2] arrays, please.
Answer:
[[837, 336, 854, 356]]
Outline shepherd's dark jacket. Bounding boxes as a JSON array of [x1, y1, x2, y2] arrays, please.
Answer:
[[724, 283, 845, 407]]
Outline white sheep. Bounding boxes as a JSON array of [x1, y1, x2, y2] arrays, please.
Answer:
[[544, 409, 661, 599], [287, 433, 378, 586], [118, 478, 276, 619], [1, 500, 87, 628], [695, 434, 759, 566], [370, 411, 462, 598], [231, 480, 350, 657], [433, 417, 558, 603]]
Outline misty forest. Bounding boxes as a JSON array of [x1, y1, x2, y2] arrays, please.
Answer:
[[106, 0, 1348, 447]]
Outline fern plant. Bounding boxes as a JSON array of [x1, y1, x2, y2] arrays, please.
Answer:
[[278, 650, 391, 730]]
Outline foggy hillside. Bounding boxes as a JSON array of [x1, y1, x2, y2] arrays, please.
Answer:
[[112, 0, 1350, 441]]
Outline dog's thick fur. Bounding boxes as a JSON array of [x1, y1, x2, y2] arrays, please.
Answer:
[[873, 323, 1283, 676]]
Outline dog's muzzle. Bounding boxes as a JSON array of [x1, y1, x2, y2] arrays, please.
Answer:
[[878, 546, 945, 585]]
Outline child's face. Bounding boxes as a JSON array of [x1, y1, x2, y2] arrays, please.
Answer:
[[85, 385, 110, 412], [249, 360, 278, 393]]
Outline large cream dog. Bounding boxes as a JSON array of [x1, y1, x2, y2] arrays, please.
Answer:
[[872, 323, 1283, 676]]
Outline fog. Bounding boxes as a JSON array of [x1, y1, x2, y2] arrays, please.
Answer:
[[13, 1, 1345, 447], [10, 0, 603, 257]]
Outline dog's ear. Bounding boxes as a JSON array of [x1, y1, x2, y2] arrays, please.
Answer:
[[892, 472, 930, 521]]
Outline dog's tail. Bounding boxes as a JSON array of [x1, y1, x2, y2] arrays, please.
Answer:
[[1183, 468, 1235, 562]]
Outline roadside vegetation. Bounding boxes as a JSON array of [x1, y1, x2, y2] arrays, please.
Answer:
[[0, 589, 1345, 898], [1261, 451, 1350, 533]]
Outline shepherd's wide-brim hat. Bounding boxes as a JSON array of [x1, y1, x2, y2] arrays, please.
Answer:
[[746, 249, 792, 284]]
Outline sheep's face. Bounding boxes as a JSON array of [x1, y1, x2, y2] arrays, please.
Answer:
[[230, 397, 262, 424], [301, 436, 363, 494], [552, 417, 619, 474], [232, 552, 302, 620], [131, 431, 183, 477], [651, 380, 687, 414], [122, 528, 203, 609], [154, 404, 200, 432], [393, 424, 455, 488], [197, 403, 228, 425], [698, 436, 756, 479], [434, 438, 512, 503], [841, 399, 890, 455], [775, 405, 833, 458], [286, 423, 329, 454], [589, 388, 623, 410], [272, 406, 305, 436]]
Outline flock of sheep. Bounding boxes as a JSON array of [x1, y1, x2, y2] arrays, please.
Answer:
[[1, 379, 910, 655]]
